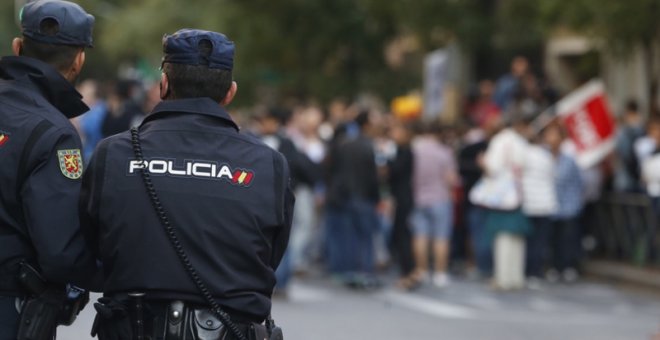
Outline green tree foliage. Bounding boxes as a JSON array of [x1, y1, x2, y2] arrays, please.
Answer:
[[538, 0, 660, 110], [3, 0, 660, 104], [539, 0, 660, 51], [77, 0, 497, 103], [0, 1, 20, 57]]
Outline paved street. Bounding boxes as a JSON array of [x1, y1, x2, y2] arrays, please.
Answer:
[[58, 276, 660, 340]]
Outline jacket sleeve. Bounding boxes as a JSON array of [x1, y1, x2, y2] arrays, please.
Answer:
[[20, 127, 97, 288], [270, 153, 295, 270], [79, 139, 108, 291]]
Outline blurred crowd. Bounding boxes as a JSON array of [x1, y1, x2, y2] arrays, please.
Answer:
[[73, 55, 660, 294]]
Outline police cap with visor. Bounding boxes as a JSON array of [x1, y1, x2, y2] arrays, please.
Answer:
[[20, 0, 95, 47], [162, 29, 235, 70]]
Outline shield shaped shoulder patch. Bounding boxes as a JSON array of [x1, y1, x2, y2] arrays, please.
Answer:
[[57, 149, 83, 179]]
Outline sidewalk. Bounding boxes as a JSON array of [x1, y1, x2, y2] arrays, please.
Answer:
[[584, 260, 660, 291]]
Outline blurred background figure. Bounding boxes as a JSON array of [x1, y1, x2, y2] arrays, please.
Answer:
[[522, 125, 557, 287], [482, 116, 531, 291], [286, 104, 327, 275], [642, 117, 660, 213], [255, 107, 320, 296], [324, 110, 382, 288], [387, 120, 416, 290], [641, 117, 660, 263], [410, 123, 459, 288], [75, 79, 108, 161], [494, 56, 530, 111], [459, 115, 501, 279], [467, 79, 501, 127], [544, 123, 585, 283], [101, 79, 145, 137], [614, 99, 645, 192]]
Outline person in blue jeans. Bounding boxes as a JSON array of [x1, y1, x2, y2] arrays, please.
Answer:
[[458, 128, 492, 278], [467, 204, 492, 276], [545, 124, 585, 282], [324, 111, 381, 287]]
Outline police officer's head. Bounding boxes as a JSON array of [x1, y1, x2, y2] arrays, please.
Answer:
[[12, 0, 94, 83], [160, 29, 237, 106]]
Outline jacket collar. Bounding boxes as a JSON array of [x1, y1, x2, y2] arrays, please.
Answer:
[[0, 56, 89, 118], [142, 97, 239, 131]]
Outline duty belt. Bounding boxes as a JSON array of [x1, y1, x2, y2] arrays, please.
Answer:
[[93, 295, 251, 340]]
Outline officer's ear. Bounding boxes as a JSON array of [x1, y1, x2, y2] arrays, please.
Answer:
[[62, 49, 85, 83], [221, 81, 237, 106], [160, 72, 170, 100], [71, 50, 85, 74], [11, 38, 23, 56]]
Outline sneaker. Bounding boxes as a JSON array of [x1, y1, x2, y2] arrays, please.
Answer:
[[562, 268, 579, 283], [432, 272, 450, 288]]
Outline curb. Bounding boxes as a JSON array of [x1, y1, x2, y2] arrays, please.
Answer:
[[583, 260, 660, 290]]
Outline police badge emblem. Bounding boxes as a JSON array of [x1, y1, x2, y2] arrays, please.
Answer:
[[57, 149, 83, 179]]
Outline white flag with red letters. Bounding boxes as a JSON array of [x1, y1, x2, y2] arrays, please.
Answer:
[[556, 80, 617, 168]]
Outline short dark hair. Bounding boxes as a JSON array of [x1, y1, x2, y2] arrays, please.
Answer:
[[20, 18, 82, 73], [355, 110, 370, 129], [162, 39, 233, 102], [625, 99, 639, 113]]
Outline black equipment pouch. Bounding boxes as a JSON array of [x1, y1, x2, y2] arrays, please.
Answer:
[[263, 318, 283, 340], [91, 297, 133, 340], [165, 301, 188, 339], [250, 323, 269, 340], [164, 301, 229, 340], [59, 285, 89, 326]]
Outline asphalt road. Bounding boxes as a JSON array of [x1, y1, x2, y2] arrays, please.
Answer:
[[58, 276, 660, 340]]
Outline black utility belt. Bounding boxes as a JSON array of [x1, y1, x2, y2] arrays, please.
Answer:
[[92, 296, 275, 340]]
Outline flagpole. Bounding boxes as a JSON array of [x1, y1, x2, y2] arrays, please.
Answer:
[[530, 104, 558, 136]]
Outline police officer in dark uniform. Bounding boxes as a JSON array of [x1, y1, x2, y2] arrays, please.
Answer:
[[81, 29, 294, 340], [0, 1, 97, 338]]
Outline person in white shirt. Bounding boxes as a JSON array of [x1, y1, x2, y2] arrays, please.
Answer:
[[482, 116, 532, 290], [522, 134, 558, 283]]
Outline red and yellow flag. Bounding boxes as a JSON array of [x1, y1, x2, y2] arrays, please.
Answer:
[[232, 170, 254, 186], [0, 134, 8, 147]]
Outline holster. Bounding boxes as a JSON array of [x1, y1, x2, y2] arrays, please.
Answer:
[[16, 291, 62, 340], [16, 262, 87, 340]]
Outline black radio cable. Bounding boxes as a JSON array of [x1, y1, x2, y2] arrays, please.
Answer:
[[130, 127, 249, 340]]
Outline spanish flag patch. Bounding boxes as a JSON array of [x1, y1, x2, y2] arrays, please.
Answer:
[[232, 169, 254, 186], [0, 133, 8, 147]]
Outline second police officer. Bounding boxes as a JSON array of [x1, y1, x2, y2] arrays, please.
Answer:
[[0, 1, 97, 338], [80, 29, 293, 340]]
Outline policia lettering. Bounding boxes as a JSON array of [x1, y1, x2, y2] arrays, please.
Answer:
[[128, 159, 254, 186]]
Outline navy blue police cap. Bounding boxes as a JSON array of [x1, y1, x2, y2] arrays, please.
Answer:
[[162, 29, 234, 71], [20, 0, 95, 47]]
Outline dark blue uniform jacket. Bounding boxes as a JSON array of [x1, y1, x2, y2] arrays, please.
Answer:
[[80, 97, 294, 322], [0, 56, 97, 290]]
